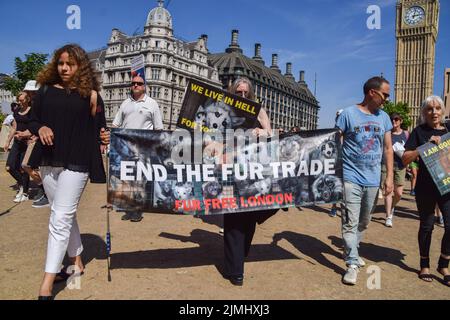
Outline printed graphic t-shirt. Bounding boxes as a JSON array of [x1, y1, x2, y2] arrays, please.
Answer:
[[336, 105, 393, 187]]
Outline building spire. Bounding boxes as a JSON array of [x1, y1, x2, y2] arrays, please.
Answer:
[[158, 0, 164, 8], [225, 30, 243, 54]]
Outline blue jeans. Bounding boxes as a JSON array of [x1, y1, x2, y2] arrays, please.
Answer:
[[341, 181, 379, 266]]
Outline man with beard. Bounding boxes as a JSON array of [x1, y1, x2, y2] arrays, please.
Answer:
[[336, 77, 394, 285]]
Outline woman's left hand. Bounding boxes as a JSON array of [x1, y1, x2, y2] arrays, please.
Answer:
[[100, 128, 110, 145], [429, 135, 441, 145]]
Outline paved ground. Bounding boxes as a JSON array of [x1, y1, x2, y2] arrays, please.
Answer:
[[0, 158, 448, 300]]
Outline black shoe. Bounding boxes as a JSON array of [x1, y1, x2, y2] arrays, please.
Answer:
[[32, 196, 49, 208], [121, 213, 132, 221], [224, 275, 244, 286], [33, 187, 45, 202], [130, 212, 143, 222], [54, 266, 85, 283], [38, 295, 54, 300]]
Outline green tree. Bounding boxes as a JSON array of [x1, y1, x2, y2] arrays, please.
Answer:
[[1, 53, 48, 96], [383, 101, 411, 129]]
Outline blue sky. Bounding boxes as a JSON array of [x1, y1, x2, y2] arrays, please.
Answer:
[[0, 0, 449, 128]]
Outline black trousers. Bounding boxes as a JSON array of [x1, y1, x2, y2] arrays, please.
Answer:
[[416, 190, 450, 258], [224, 209, 278, 277], [6, 140, 30, 193]]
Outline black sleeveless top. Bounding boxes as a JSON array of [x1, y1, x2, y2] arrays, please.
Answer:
[[13, 108, 32, 141]]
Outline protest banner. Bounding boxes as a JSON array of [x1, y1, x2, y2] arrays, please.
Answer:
[[131, 54, 146, 81], [107, 128, 344, 215], [418, 132, 450, 196], [176, 79, 261, 132]]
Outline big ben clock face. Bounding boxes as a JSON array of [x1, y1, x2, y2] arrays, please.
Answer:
[[404, 6, 425, 25]]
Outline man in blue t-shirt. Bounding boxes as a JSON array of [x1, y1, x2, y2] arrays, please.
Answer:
[[335, 76, 394, 285]]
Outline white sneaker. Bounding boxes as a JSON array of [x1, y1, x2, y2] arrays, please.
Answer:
[[343, 265, 359, 285], [357, 257, 366, 267], [385, 216, 393, 228], [14, 186, 24, 201], [13, 194, 29, 203]]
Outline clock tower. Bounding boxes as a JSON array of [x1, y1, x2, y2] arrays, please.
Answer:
[[394, 0, 440, 128]]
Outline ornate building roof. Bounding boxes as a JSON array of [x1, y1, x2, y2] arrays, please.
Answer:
[[146, 0, 172, 29], [87, 48, 106, 65], [208, 30, 320, 130], [208, 30, 318, 104], [209, 51, 317, 103]]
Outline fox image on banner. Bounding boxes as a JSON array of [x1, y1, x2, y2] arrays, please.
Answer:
[[107, 128, 344, 215], [177, 79, 261, 132], [418, 132, 450, 196]]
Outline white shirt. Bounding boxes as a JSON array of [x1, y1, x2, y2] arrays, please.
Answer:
[[3, 114, 14, 126], [113, 94, 164, 130]]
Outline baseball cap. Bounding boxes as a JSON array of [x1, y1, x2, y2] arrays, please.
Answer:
[[23, 80, 39, 91]]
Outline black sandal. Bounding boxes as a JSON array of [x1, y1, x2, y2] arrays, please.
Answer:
[[418, 273, 433, 282], [439, 275, 450, 287], [418, 257, 433, 282], [437, 256, 450, 287], [54, 266, 84, 283]]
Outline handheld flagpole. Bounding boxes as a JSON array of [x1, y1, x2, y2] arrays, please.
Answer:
[[102, 140, 112, 282]]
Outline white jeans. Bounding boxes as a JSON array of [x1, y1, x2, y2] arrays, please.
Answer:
[[40, 167, 89, 273]]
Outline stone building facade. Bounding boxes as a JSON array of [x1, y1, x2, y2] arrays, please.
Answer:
[[209, 30, 320, 131], [89, 0, 319, 130], [95, 0, 221, 128]]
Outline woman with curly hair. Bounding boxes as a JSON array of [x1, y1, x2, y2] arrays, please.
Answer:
[[28, 44, 106, 299]]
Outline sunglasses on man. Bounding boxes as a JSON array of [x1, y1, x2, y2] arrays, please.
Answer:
[[372, 89, 390, 101], [131, 82, 144, 86]]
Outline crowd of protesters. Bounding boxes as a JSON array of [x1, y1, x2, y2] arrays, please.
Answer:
[[1, 43, 449, 299]]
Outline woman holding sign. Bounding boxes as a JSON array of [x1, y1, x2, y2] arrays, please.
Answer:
[[29, 44, 107, 299], [403, 95, 450, 287], [223, 77, 277, 286]]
